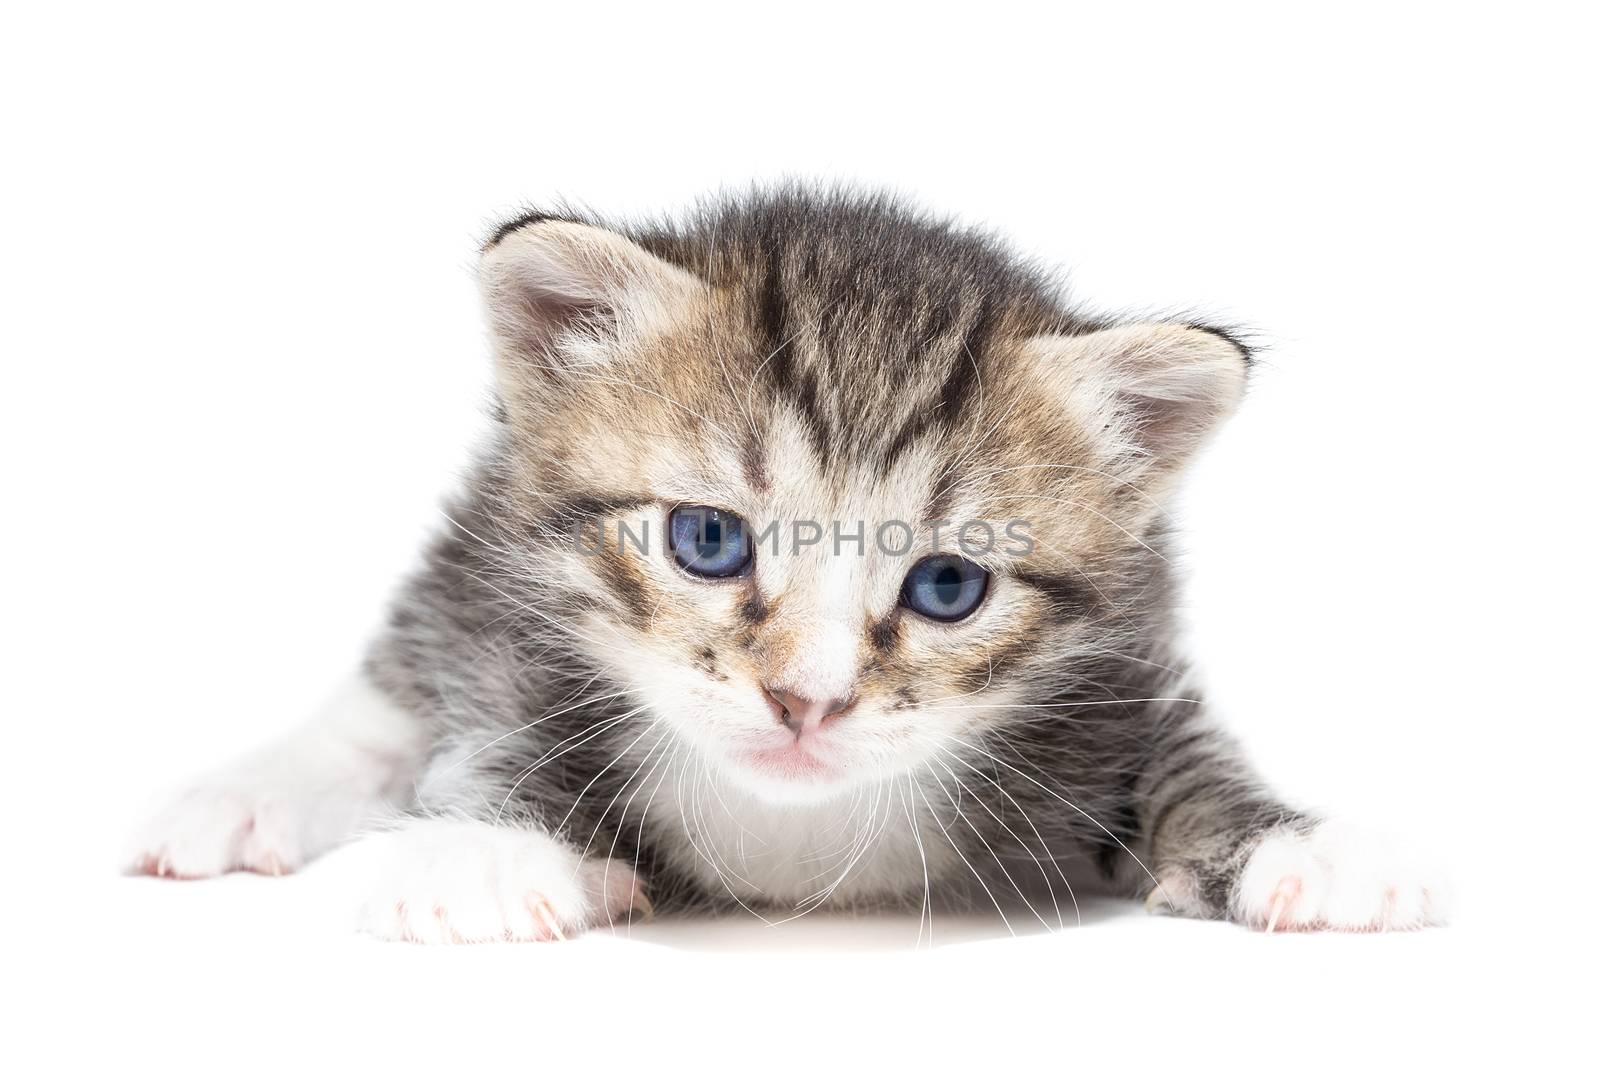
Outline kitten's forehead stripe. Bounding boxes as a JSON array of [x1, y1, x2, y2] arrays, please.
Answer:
[[739, 430, 771, 493], [927, 299, 997, 433], [923, 463, 960, 523], [632, 189, 1071, 472]]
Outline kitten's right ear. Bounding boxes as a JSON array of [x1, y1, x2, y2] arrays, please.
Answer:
[[1023, 322, 1249, 494], [478, 218, 703, 376]]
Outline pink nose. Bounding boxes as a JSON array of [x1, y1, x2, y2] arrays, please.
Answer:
[[766, 688, 853, 735]]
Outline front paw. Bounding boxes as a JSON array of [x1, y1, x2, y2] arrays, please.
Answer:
[[125, 782, 309, 878], [1233, 820, 1451, 932], [356, 820, 649, 944], [124, 753, 372, 878]]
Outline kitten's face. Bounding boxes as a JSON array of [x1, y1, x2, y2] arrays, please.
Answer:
[[480, 210, 1244, 806]]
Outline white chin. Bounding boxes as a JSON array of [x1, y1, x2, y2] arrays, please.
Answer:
[[718, 759, 861, 807]]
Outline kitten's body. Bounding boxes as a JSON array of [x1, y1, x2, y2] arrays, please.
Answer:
[[129, 189, 1446, 940]]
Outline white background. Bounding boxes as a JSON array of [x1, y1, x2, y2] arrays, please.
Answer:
[[4, 1, 1594, 1062]]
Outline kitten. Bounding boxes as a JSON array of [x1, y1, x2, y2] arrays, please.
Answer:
[[127, 188, 1447, 941]]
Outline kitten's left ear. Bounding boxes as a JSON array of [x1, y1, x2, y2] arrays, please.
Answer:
[[1024, 323, 1249, 487], [478, 217, 704, 377]]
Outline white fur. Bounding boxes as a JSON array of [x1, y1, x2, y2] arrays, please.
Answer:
[[355, 819, 645, 943], [648, 756, 954, 909], [123, 675, 423, 878], [764, 615, 859, 705], [1234, 820, 1452, 931]]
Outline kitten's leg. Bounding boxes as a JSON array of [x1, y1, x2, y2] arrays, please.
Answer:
[[1125, 701, 1451, 931], [125, 674, 424, 878], [355, 817, 649, 944]]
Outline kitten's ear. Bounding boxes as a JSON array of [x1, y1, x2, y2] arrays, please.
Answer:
[[1025, 323, 1249, 487], [479, 218, 704, 375]]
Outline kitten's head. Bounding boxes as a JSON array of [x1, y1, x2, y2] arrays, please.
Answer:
[[478, 191, 1246, 805]]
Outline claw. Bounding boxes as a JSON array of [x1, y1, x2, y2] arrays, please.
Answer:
[[528, 895, 566, 941], [629, 881, 655, 923], [1144, 886, 1169, 915], [1264, 875, 1299, 933]]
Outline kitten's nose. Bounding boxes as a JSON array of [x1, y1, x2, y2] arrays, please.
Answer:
[[766, 688, 853, 735]]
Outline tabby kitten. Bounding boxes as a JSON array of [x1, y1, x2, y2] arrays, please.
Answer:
[[127, 189, 1447, 941]]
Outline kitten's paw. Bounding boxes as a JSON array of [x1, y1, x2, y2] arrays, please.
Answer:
[[356, 821, 649, 944], [1233, 820, 1451, 932], [125, 750, 388, 879], [125, 782, 311, 878]]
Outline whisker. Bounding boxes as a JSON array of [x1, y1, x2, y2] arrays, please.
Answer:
[[493, 708, 643, 822], [423, 685, 647, 787], [910, 773, 1014, 937], [945, 734, 1173, 911], [926, 759, 1051, 932], [553, 713, 665, 838], [934, 743, 1078, 928], [896, 778, 934, 948]]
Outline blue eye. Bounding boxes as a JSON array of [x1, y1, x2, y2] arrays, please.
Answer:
[[901, 555, 989, 621], [669, 505, 752, 578]]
